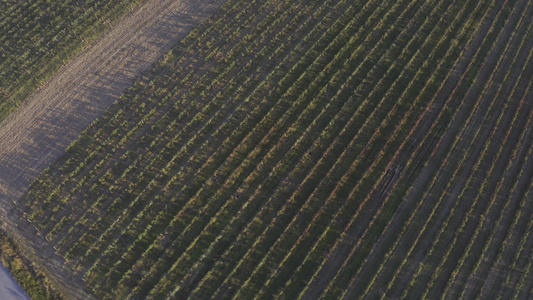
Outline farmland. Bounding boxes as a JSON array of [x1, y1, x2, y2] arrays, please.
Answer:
[[3, 0, 533, 298]]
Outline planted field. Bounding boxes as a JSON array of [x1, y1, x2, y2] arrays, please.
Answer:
[[14, 0, 533, 298]]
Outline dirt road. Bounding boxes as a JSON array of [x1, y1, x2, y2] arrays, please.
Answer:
[[0, 0, 224, 206], [0, 264, 28, 300], [0, 0, 224, 297]]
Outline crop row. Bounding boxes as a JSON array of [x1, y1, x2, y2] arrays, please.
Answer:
[[20, 0, 533, 298]]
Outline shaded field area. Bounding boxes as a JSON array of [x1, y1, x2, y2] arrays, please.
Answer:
[[15, 0, 533, 298], [0, 265, 28, 300]]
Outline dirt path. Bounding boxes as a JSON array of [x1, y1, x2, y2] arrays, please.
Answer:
[[0, 264, 28, 300], [0, 0, 224, 209], [0, 0, 224, 298]]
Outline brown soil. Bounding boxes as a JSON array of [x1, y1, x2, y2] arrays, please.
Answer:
[[0, 0, 224, 298]]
